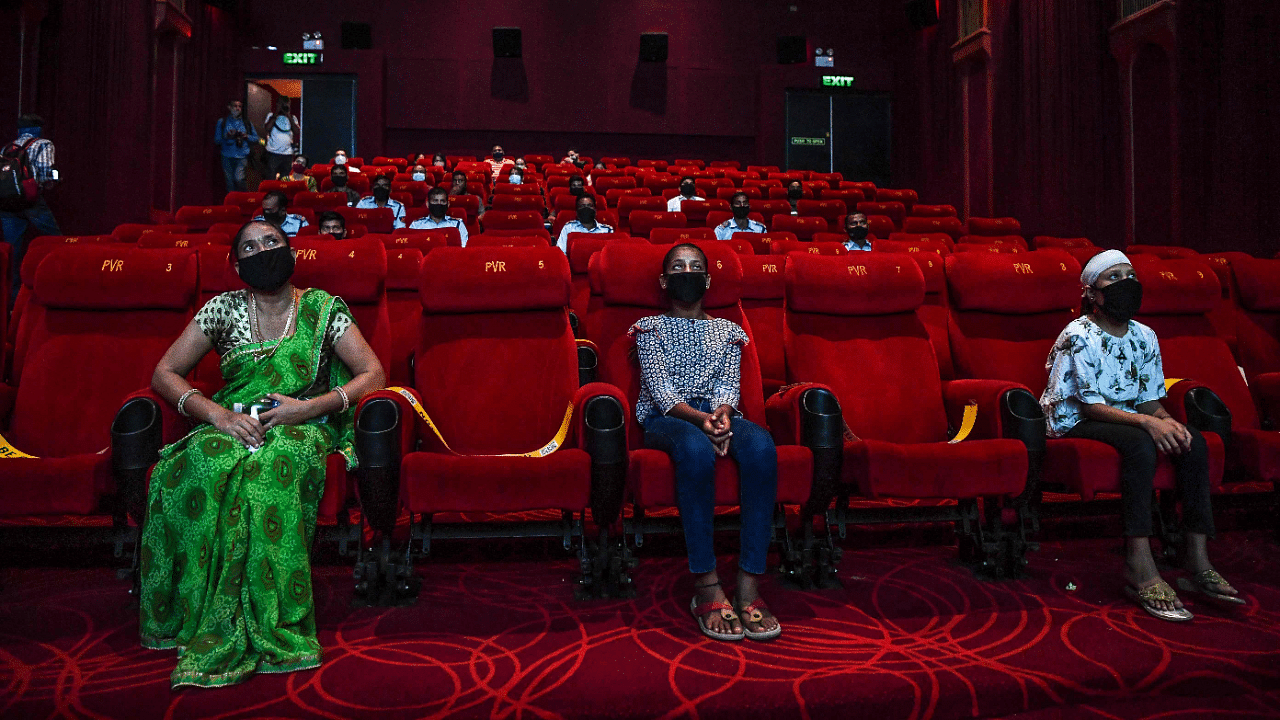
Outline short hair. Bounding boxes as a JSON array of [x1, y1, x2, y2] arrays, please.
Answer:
[[262, 190, 288, 208], [330, 164, 347, 176], [432, 153, 446, 163], [680, 176, 696, 185], [232, 221, 288, 259], [372, 174, 391, 186], [663, 243, 708, 272], [452, 170, 467, 179], [568, 175, 585, 185], [317, 210, 345, 228], [729, 192, 749, 205], [427, 186, 449, 202], [17, 114, 43, 128], [845, 211, 867, 222], [787, 179, 802, 188], [575, 194, 595, 209]]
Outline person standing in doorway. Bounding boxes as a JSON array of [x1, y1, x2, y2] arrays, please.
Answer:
[[2, 114, 61, 303], [264, 97, 300, 181], [215, 100, 258, 193]]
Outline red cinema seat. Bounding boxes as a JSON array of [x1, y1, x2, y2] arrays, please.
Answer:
[[816, 189, 863, 205], [874, 189, 918, 214], [392, 181, 430, 206], [767, 186, 814, 201], [207, 222, 244, 238], [911, 204, 959, 218], [740, 255, 788, 400], [177, 205, 245, 231], [797, 199, 847, 232], [1234, 257, 1280, 383], [616, 196, 666, 231], [599, 156, 630, 168], [353, 246, 629, 596], [568, 234, 643, 326], [345, 157, 365, 168], [223, 191, 265, 218], [293, 191, 350, 210], [649, 227, 715, 245], [112, 224, 187, 243], [704, 210, 767, 233], [862, 215, 895, 240], [944, 250, 1225, 505], [551, 210, 620, 238], [642, 173, 680, 194], [375, 230, 455, 253], [467, 234, 549, 248], [953, 244, 1024, 254], [585, 241, 815, 578], [677, 199, 728, 228], [594, 176, 637, 193], [523, 154, 555, 166], [856, 201, 905, 230], [2, 247, 197, 528], [734, 231, 796, 256], [744, 179, 783, 191], [717, 186, 762, 201], [876, 237, 952, 255], [296, 223, 368, 239], [385, 246, 426, 386], [492, 182, 543, 197], [769, 240, 848, 256], [1033, 236, 1094, 250], [447, 193, 482, 221], [257, 179, 309, 199], [637, 159, 669, 172], [321, 174, 370, 195], [770, 215, 827, 241], [481, 210, 544, 234], [724, 171, 760, 186], [137, 232, 224, 249], [903, 216, 965, 241], [1132, 257, 1279, 488], [628, 211, 686, 239], [967, 217, 1022, 237], [489, 194, 545, 213], [746, 165, 779, 176], [958, 234, 1029, 250], [777, 251, 1034, 574], [840, 181, 877, 200], [709, 160, 741, 170], [338, 207, 396, 234], [771, 171, 805, 184], [672, 158, 705, 169], [444, 155, 475, 168], [1062, 246, 1104, 266], [694, 178, 734, 195], [1126, 244, 1200, 259]]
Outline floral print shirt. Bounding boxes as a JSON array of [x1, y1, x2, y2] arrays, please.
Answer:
[[1040, 316, 1166, 437]]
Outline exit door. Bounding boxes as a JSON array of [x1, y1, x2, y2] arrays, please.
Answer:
[[785, 89, 891, 187]]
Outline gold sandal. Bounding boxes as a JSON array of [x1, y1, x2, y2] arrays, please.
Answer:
[[1124, 580, 1194, 622], [1177, 569, 1247, 606]]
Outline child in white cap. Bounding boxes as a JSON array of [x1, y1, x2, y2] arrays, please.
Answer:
[[1040, 250, 1242, 621]]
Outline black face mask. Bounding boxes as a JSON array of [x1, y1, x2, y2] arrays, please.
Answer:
[[373, 187, 391, 201], [331, 174, 348, 187], [492, 152, 504, 161], [787, 187, 803, 199], [238, 246, 295, 292], [732, 205, 750, 219], [1095, 278, 1143, 323], [846, 226, 869, 241], [569, 186, 585, 197], [681, 184, 696, 196], [664, 271, 708, 304], [576, 207, 596, 224], [262, 210, 286, 226], [428, 202, 449, 218]]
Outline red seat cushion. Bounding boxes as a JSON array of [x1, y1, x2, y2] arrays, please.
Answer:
[[846, 438, 1027, 498], [403, 450, 592, 513]]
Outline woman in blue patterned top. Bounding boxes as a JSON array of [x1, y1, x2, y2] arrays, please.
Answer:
[[1040, 250, 1241, 622], [630, 244, 781, 642]]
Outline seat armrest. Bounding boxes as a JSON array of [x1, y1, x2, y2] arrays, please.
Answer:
[[941, 379, 1034, 442], [575, 382, 630, 528], [355, 388, 420, 463], [119, 386, 201, 447], [0, 382, 15, 428], [1160, 379, 1232, 442], [1251, 372, 1280, 431], [576, 340, 599, 387], [765, 382, 839, 447]]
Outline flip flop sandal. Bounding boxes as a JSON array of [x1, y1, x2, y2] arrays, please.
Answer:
[[735, 598, 782, 641], [1177, 569, 1247, 606], [1125, 581, 1194, 622], [691, 597, 744, 641]]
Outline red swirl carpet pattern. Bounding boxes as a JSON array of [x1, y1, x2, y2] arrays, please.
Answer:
[[2, 530, 1279, 719]]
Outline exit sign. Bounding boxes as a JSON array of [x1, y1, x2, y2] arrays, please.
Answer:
[[821, 75, 855, 87], [283, 51, 321, 65]]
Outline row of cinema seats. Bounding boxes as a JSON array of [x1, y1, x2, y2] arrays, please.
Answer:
[[7, 231, 1277, 603]]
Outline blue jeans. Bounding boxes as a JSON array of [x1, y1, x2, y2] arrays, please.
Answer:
[[221, 155, 248, 193], [642, 399, 778, 575], [2, 196, 61, 305]]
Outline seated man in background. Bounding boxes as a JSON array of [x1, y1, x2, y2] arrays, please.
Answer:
[[714, 192, 766, 240], [842, 212, 872, 252], [556, 194, 613, 254], [786, 180, 803, 214], [567, 175, 589, 199], [332, 149, 360, 172], [448, 170, 472, 197], [409, 187, 469, 246], [410, 164, 429, 183], [486, 145, 513, 183], [317, 211, 347, 239], [329, 165, 362, 207], [667, 176, 704, 212], [355, 175, 406, 229], [562, 148, 579, 165], [253, 190, 309, 237]]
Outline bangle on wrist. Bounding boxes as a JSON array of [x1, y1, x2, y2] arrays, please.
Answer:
[[334, 386, 350, 413], [177, 388, 202, 417]]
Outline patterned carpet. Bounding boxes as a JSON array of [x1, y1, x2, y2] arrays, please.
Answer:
[[3, 522, 1279, 720]]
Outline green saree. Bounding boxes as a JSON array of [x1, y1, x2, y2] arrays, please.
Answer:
[[140, 288, 357, 689]]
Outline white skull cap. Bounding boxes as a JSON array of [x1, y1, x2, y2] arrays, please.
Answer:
[[1080, 249, 1131, 287]]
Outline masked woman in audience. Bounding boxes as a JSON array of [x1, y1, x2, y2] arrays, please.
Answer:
[[630, 243, 781, 642], [276, 153, 318, 192], [140, 221, 385, 687], [1040, 250, 1243, 623]]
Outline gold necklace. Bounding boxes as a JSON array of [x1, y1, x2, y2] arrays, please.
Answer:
[[248, 288, 298, 362]]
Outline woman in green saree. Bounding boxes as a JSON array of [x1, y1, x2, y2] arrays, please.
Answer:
[[142, 221, 385, 688]]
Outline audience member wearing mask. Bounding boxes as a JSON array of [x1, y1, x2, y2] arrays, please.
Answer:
[[507, 167, 525, 185], [355, 176, 407, 229], [1040, 250, 1241, 622], [786, 181, 804, 214], [252, 190, 309, 237], [630, 243, 782, 643], [713, 193, 765, 240], [263, 97, 301, 181], [431, 153, 447, 169], [486, 145, 514, 183], [566, 175, 589, 200], [448, 171, 472, 197], [329, 166, 361, 207], [215, 100, 258, 192], [278, 154, 318, 192], [555, 194, 613, 255], [332, 150, 361, 172], [562, 149, 580, 165], [316, 211, 347, 239], [842, 212, 872, 251], [667, 176, 705, 212], [408, 165, 428, 183], [409, 187, 469, 246]]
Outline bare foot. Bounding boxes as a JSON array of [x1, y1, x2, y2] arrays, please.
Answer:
[[1125, 567, 1185, 613], [693, 573, 741, 637], [734, 571, 780, 635]]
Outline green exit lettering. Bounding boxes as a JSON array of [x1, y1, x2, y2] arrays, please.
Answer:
[[791, 137, 827, 146], [822, 75, 855, 87], [283, 52, 320, 65]]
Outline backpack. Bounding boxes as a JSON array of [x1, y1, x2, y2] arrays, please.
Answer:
[[0, 138, 40, 210]]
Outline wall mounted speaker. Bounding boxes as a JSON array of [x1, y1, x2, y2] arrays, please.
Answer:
[[341, 22, 372, 50], [905, 0, 940, 29], [777, 35, 806, 64], [639, 32, 668, 62], [493, 27, 522, 58]]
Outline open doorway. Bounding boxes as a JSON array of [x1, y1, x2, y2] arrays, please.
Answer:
[[785, 88, 891, 187], [245, 75, 357, 187]]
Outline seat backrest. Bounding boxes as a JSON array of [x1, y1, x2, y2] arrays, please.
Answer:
[[945, 250, 1081, 395], [138, 232, 226, 249], [629, 211, 686, 238], [718, 186, 762, 201], [966, 216, 1021, 236], [489, 194, 544, 212], [9, 236, 121, 369], [678, 199, 729, 226], [112, 224, 188, 243], [337, 206, 395, 234], [289, 236, 392, 380], [468, 234, 550, 248], [590, 242, 767, 444], [856, 201, 905, 229], [797, 199, 848, 231], [10, 247, 198, 457], [1033, 236, 1094, 250], [413, 247, 578, 454], [958, 234, 1029, 250], [785, 252, 948, 443], [770, 215, 826, 241], [767, 186, 814, 200], [386, 247, 425, 385], [223, 191, 266, 217], [321, 174, 371, 194], [481, 210, 544, 232], [293, 191, 349, 210], [1126, 244, 1200, 260], [910, 204, 958, 218], [902, 216, 964, 240], [874, 188, 918, 213], [1232, 257, 1280, 377], [617, 195, 666, 227], [649, 227, 715, 244], [769, 240, 848, 256], [840, 181, 876, 200], [953, 244, 1024, 254], [740, 255, 787, 398], [878, 236, 952, 255]]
